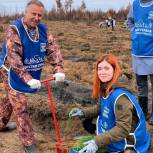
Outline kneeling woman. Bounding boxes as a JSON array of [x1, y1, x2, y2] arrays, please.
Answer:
[[69, 54, 150, 153]]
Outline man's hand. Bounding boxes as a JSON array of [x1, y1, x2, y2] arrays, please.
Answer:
[[79, 139, 98, 153], [54, 72, 65, 82], [69, 108, 84, 118], [27, 79, 41, 89]]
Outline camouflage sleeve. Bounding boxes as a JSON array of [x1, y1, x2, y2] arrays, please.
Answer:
[[5, 26, 32, 82], [46, 33, 64, 73], [82, 104, 100, 119], [95, 95, 133, 147]]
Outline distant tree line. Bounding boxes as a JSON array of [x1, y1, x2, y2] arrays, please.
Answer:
[[0, 0, 131, 24]]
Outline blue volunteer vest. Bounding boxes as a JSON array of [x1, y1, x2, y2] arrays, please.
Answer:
[[132, 0, 153, 56], [0, 40, 6, 68], [0, 19, 47, 93], [97, 88, 150, 153]]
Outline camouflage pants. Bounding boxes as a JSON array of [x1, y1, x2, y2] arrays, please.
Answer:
[[0, 69, 35, 146]]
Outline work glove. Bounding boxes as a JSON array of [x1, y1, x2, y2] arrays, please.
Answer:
[[27, 79, 41, 89], [79, 139, 98, 153], [53, 72, 65, 82], [69, 108, 84, 118]]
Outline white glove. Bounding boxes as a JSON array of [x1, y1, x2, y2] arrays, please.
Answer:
[[27, 79, 41, 89], [69, 108, 84, 118], [54, 72, 65, 82], [79, 139, 98, 153]]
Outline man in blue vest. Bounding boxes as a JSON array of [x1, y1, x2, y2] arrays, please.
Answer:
[[0, 0, 65, 153], [126, 0, 153, 125]]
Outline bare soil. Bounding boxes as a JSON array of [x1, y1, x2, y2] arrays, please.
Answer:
[[0, 92, 88, 153]]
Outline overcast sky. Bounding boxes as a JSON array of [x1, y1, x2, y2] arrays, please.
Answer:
[[0, 0, 133, 15]]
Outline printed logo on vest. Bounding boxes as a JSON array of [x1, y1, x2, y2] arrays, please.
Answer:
[[135, 20, 152, 36], [148, 11, 153, 20], [103, 122, 108, 129], [102, 106, 109, 118], [40, 43, 46, 52]]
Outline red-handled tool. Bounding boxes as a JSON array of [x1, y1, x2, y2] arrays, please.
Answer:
[[41, 76, 61, 144], [41, 77, 68, 153]]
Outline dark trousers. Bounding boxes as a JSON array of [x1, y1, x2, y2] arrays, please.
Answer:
[[136, 74, 153, 115], [82, 118, 96, 134]]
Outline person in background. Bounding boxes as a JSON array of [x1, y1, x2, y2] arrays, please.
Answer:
[[69, 54, 150, 153], [126, 0, 153, 124], [107, 16, 115, 31], [0, 0, 65, 153], [111, 18, 116, 31], [107, 16, 111, 27]]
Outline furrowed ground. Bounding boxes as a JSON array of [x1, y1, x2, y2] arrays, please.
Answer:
[[0, 20, 152, 153]]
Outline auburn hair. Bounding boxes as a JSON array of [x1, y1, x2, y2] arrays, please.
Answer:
[[92, 54, 121, 98]]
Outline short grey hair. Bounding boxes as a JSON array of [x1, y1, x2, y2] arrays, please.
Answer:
[[26, 0, 44, 8]]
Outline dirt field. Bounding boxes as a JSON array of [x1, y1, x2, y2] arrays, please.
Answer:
[[0, 20, 153, 153]]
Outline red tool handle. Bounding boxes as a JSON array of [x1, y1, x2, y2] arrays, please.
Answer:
[[41, 76, 55, 83], [41, 77, 62, 144]]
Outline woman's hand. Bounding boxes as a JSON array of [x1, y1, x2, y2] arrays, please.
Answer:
[[69, 108, 84, 118], [79, 139, 98, 153]]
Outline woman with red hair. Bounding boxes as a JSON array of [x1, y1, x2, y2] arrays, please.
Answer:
[[69, 54, 150, 153]]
